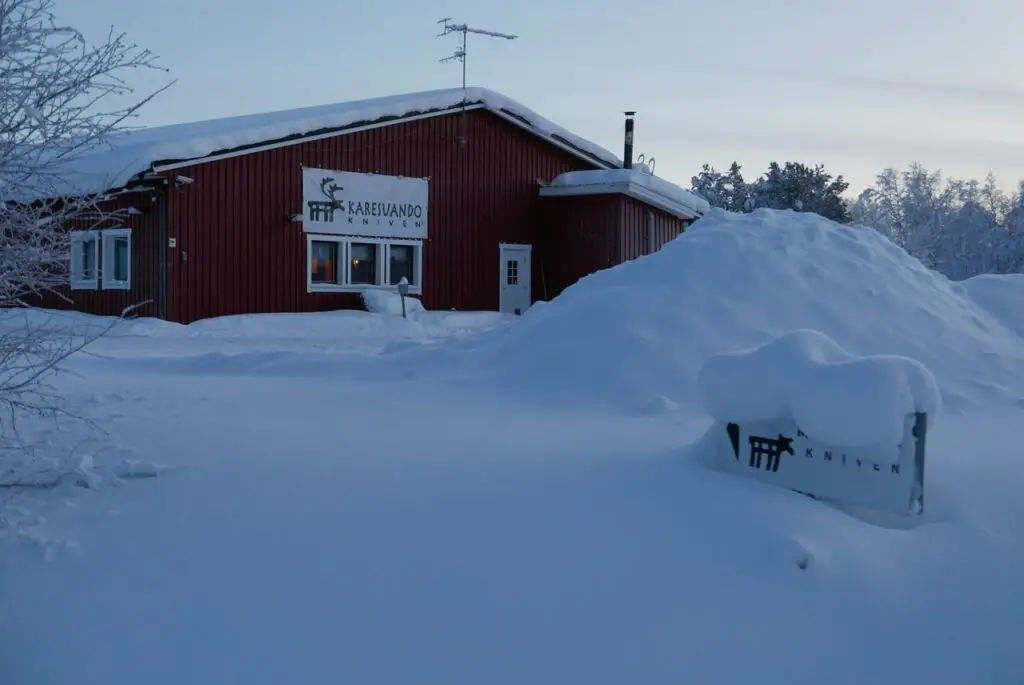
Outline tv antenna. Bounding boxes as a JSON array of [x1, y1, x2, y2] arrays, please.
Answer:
[[437, 18, 517, 90]]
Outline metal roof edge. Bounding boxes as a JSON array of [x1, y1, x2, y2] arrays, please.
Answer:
[[539, 179, 703, 220], [150, 104, 488, 174]]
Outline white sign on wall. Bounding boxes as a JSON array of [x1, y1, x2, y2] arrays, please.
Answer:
[[302, 167, 428, 239], [712, 413, 927, 515]]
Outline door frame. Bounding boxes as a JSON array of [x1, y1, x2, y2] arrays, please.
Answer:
[[498, 242, 532, 314]]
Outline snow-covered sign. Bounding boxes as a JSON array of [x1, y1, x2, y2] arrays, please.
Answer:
[[712, 414, 927, 515], [302, 167, 428, 240], [698, 329, 939, 516]]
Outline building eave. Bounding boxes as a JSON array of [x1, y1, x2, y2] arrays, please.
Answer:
[[150, 103, 615, 176], [539, 180, 704, 220], [151, 104, 485, 174]]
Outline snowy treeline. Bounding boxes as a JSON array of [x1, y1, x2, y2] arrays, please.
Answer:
[[851, 165, 1024, 280], [690, 161, 852, 224], [691, 161, 1024, 280]]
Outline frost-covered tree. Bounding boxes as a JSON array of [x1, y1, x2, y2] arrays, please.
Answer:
[[722, 162, 749, 213], [696, 156, 1024, 278], [691, 160, 850, 223], [0, 0, 167, 478], [1, 0, 169, 300], [690, 164, 730, 210], [943, 198, 999, 279], [998, 184, 1024, 273], [854, 165, 1024, 279], [747, 162, 851, 223]]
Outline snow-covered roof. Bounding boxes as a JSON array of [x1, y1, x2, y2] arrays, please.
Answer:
[[50, 87, 622, 198], [538, 167, 710, 219]]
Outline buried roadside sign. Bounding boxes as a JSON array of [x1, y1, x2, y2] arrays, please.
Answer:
[[714, 413, 927, 515]]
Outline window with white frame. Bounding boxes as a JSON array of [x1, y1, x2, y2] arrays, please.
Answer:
[[306, 236, 423, 293], [389, 244, 416, 286], [309, 238, 343, 286], [70, 231, 100, 290], [70, 228, 133, 291], [101, 228, 132, 290], [349, 242, 379, 285]]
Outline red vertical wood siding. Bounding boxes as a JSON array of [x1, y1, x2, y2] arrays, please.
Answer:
[[537, 194, 622, 299], [537, 193, 695, 301], [33, 190, 162, 318], [618, 196, 688, 262], [164, 109, 595, 323]]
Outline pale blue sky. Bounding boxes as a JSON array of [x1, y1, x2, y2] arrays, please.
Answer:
[[64, 0, 1023, 194]]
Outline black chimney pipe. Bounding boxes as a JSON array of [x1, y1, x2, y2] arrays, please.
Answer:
[[623, 111, 635, 169]]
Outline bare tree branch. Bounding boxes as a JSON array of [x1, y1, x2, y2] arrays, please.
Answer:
[[0, 0, 172, 306], [0, 0, 170, 490]]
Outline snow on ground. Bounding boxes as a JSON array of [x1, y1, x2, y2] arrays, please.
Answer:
[[0, 302, 513, 368], [1, 208, 1023, 684], [958, 273, 1024, 338]]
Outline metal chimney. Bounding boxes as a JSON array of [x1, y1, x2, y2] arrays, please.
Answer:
[[623, 111, 636, 169]]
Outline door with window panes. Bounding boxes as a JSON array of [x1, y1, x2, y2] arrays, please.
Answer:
[[498, 243, 531, 315]]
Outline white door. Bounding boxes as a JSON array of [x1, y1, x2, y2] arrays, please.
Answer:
[[499, 243, 532, 315]]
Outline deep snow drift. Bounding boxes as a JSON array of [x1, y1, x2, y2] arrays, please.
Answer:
[[698, 328, 941, 452], [958, 273, 1024, 338], [479, 208, 1024, 414], [0, 208, 1022, 684]]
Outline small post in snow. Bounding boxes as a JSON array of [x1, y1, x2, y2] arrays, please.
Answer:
[[397, 276, 410, 319]]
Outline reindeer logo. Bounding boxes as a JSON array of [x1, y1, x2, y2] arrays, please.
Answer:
[[726, 423, 794, 473], [320, 177, 343, 203], [307, 176, 345, 222], [748, 434, 794, 472]]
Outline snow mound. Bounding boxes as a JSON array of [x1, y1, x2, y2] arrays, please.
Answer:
[[958, 273, 1024, 338], [361, 290, 425, 318], [0, 308, 182, 339], [698, 329, 940, 451], [478, 208, 1024, 412]]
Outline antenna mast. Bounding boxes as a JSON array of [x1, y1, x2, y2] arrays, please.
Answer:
[[437, 18, 517, 90]]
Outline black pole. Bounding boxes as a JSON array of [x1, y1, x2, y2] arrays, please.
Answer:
[[623, 111, 635, 169], [461, 30, 467, 90]]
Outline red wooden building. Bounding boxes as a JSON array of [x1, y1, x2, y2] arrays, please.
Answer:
[[52, 88, 708, 323]]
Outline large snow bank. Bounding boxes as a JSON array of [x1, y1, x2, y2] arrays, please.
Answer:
[[698, 329, 940, 451], [958, 273, 1024, 338], [476, 209, 1024, 412], [48, 87, 619, 198], [1, 275, 1023, 682]]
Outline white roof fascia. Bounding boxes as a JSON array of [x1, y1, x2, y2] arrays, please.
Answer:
[[539, 180, 704, 220]]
